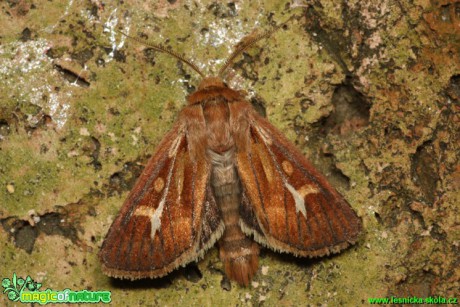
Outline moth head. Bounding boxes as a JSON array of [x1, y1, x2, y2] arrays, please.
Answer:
[[197, 77, 226, 90]]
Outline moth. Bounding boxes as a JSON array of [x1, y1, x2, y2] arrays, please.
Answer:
[[99, 19, 362, 286]]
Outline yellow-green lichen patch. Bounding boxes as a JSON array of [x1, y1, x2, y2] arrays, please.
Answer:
[[255, 21, 346, 144], [1, 131, 67, 217]]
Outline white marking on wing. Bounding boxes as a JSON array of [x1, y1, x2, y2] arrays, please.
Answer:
[[134, 200, 165, 240], [257, 126, 272, 145], [285, 182, 307, 218], [168, 134, 182, 158], [149, 199, 165, 240]]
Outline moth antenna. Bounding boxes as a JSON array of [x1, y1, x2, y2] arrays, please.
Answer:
[[116, 29, 206, 79], [218, 15, 296, 78]]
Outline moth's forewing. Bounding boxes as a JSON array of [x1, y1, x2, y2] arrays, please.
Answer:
[[234, 106, 362, 257], [99, 119, 221, 279]]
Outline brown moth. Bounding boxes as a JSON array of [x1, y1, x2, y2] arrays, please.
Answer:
[[99, 19, 362, 286]]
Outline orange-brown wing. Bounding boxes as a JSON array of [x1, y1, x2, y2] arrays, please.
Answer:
[[99, 120, 223, 279], [236, 109, 362, 257]]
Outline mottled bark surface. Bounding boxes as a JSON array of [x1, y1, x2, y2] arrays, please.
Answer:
[[0, 0, 458, 305]]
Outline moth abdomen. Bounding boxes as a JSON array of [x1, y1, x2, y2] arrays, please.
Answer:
[[219, 231, 259, 287], [208, 148, 260, 286]]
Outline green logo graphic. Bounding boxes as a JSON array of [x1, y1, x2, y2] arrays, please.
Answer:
[[2, 273, 111, 304], [2, 273, 41, 302]]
